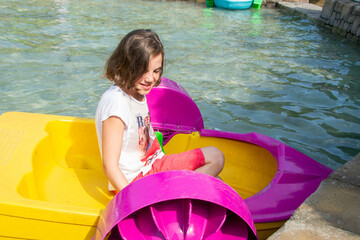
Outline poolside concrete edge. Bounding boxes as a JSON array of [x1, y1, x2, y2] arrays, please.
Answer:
[[268, 153, 360, 240], [277, 2, 323, 21]]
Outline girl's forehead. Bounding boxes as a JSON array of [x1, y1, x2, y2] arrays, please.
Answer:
[[149, 54, 163, 67]]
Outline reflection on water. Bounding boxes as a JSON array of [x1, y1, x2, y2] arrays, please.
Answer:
[[0, 0, 359, 169]]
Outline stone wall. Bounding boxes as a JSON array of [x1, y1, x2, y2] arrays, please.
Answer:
[[320, 0, 360, 44]]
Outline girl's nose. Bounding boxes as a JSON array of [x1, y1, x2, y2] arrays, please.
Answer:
[[144, 72, 154, 82]]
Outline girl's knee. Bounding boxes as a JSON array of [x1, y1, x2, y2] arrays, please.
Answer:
[[215, 147, 225, 169], [202, 146, 224, 168]]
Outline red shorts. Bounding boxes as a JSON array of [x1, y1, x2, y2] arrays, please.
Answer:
[[131, 148, 205, 183]]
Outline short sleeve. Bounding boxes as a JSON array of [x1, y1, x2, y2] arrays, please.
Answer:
[[96, 87, 130, 127]]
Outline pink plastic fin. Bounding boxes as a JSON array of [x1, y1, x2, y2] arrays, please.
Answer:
[[185, 199, 208, 239], [207, 213, 248, 240], [185, 199, 227, 239], [150, 199, 190, 239], [202, 201, 227, 238], [117, 206, 164, 239], [222, 214, 249, 239]]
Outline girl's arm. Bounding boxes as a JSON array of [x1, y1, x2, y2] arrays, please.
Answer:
[[102, 116, 129, 192]]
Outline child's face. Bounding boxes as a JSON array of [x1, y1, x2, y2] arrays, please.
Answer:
[[129, 54, 162, 101]]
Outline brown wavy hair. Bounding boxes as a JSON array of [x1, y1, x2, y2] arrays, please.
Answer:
[[105, 29, 164, 90]]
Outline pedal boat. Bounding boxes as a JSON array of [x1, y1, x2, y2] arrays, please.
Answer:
[[214, 0, 254, 10], [0, 78, 332, 239]]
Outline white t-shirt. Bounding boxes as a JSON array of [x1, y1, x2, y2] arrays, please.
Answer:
[[95, 85, 164, 190]]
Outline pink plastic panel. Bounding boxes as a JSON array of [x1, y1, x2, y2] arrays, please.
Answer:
[[92, 171, 257, 240], [147, 77, 204, 135]]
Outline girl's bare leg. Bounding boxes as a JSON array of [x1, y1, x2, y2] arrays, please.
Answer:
[[195, 146, 224, 177]]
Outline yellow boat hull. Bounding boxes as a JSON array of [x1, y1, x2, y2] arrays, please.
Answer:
[[0, 112, 280, 239]]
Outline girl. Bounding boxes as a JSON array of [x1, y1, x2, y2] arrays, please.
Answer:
[[95, 29, 224, 193]]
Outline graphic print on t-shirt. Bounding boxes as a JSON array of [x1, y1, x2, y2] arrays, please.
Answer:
[[137, 113, 162, 166], [136, 114, 150, 154]]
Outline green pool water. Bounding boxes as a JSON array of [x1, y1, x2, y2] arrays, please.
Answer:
[[1, 0, 359, 169]]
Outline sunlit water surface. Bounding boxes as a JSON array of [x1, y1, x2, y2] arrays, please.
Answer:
[[1, 0, 359, 169]]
